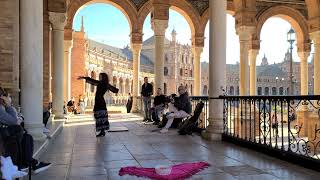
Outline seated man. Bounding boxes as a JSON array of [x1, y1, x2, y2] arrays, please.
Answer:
[[67, 97, 78, 114], [0, 87, 51, 174], [160, 86, 192, 133], [151, 88, 166, 125]]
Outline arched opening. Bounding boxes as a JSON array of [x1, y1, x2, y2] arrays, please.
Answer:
[[265, 87, 270, 95], [279, 87, 284, 95], [258, 87, 262, 95], [203, 85, 208, 96], [272, 87, 277, 95], [230, 86, 234, 95]]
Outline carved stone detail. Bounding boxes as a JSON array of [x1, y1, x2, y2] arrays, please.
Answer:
[[130, 0, 148, 10], [49, 12, 67, 30], [186, 0, 208, 16]]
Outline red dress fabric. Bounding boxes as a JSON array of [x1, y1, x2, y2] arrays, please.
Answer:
[[119, 161, 210, 180]]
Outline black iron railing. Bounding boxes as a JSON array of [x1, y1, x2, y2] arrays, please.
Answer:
[[190, 96, 209, 128], [220, 95, 320, 171]]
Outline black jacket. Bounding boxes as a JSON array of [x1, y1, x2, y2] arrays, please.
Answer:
[[174, 92, 192, 114], [141, 83, 153, 97], [154, 95, 166, 106]]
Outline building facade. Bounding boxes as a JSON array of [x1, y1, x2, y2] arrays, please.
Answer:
[[201, 53, 315, 96], [70, 27, 194, 105]]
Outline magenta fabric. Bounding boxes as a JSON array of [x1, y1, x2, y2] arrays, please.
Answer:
[[118, 161, 210, 180]]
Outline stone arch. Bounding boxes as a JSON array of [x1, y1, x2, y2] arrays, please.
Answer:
[[137, 0, 199, 37], [256, 6, 310, 51], [67, 0, 137, 31]]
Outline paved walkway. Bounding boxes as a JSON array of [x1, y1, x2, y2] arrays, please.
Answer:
[[30, 114, 320, 180]]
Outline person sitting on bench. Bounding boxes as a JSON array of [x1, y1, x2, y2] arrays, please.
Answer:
[[0, 87, 51, 174], [67, 97, 78, 114], [151, 88, 166, 125], [160, 85, 191, 133]]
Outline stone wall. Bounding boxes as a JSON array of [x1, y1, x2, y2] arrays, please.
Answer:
[[0, 0, 19, 105]]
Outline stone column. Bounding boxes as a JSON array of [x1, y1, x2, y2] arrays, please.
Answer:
[[249, 49, 259, 95], [237, 27, 255, 95], [311, 31, 320, 95], [298, 51, 310, 95], [202, 0, 227, 141], [64, 40, 73, 101], [131, 44, 142, 112], [20, 0, 46, 140], [152, 19, 168, 91], [49, 12, 66, 118], [192, 46, 203, 96]]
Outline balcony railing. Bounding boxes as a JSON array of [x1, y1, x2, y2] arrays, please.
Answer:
[[220, 95, 320, 171]]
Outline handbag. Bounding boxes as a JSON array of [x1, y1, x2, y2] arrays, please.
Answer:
[[0, 123, 23, 141]]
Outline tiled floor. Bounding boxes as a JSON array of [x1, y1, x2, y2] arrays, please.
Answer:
[[29, 114, 320, 180]]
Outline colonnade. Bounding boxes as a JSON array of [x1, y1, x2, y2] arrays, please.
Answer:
[[19, 0, 320, 141]]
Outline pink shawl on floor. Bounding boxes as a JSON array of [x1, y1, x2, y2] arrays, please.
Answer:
[[119, 161, 210, 180]]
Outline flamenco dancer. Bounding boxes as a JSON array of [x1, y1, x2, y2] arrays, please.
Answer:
[[78, 73, 119, 137]]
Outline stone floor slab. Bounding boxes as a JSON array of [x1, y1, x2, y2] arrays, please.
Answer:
[[33, 113, 320, 180]]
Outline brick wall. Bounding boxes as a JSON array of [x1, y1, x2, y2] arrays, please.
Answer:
[[43, 0, 51, 107], [71, 31, 86, 102]]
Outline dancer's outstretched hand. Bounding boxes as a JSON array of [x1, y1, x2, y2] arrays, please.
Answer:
[[77, 76, 84, 80]]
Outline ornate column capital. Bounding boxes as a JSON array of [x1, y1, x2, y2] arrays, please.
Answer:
[[236, 26, 256, 41], [64, 40, 73, 51], [192, 36, 205, 47], [130, 32, 143, 45], [248, 49, 259, 56], [297, 51, 310, 62], [151, 19, 168, 36], [192, 46, 203, 56], [130, 43, 142, 52], [308, 17, 320, 33], [297, 41, 312, 53], [49, 12, 67, 30], [310, 31, 320, 45]]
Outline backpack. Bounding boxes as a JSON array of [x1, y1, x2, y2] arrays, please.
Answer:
[[178, 102, 204, 135]]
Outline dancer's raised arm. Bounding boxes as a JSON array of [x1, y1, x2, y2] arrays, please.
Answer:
[[107, 84, 119, 94], [78, 76, 99, 86]]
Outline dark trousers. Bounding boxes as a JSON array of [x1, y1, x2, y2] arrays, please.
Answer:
[[3, 126, 37, 168]]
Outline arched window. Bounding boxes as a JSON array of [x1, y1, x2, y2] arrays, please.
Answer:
[[272, 87, 277, 95], [258, 87, 262, 95], [181, 55, 184, 62], [165, 54, 168, 62], [203, 85, 208, 96], [279, 87, 284, 95], [164, 67, 169, 76], [180, 68, 183, 76], [230, 86, 234, 95], [190, 70, 192, 77], [265, 87, 269, 95], [236, 86, 239, 95]]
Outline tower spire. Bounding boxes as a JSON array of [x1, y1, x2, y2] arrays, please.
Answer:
[[81, 16, 84, 32]]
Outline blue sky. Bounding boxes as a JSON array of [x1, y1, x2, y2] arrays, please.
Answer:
[[73, 3, 314, 64]]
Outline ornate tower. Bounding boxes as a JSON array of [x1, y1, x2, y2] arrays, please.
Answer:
[[71, 16, 87, 102]]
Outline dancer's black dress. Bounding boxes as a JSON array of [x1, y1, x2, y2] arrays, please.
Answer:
[[81, 76, 118, 136]]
